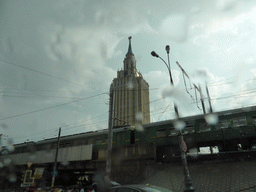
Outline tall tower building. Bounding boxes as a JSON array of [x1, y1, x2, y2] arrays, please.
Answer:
[[110, 37, 150, 128]]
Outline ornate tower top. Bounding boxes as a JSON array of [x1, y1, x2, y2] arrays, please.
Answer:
[[126, 36, 134, 56], [123, 36, 136, 73]]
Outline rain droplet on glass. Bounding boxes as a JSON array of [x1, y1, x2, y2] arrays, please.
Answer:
[[135, 112, 143, 121], [127, 81, 133, 90], [3, 158, 11, 165], [6, 139, 15, 152], [135, 122, 144, 132], [174, 120, 186, 131], [205, 113, 218, 125], [159, 14, 188, 42], [192, 69, 210, 84], [0, 123, 8, 129], [216, 0, 237, 12], [161, 85, 175, 99], [8, 173, 17, 183], [188, 148, 199, 159], [61, 161, 69, 166]]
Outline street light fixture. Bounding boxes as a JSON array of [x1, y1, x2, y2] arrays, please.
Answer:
[[151, 51, 174, 85], [165, 45, 170, 54], [151, 47, 195, 192]]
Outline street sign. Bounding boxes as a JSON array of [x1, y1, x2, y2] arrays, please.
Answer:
[[181, 140, 187, 152], [26, 161, 33, 168], [34, 168, 44, 179], [52, 170, 58, 177], [24, 170, 34, 185]]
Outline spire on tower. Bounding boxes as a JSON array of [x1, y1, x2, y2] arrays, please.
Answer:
[[126, 36, 133, 56]]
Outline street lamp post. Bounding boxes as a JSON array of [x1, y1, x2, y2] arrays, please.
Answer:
[[151, 46, 195, 192]]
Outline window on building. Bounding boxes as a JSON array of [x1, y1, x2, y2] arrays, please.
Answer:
[[36, 145, 41, 151], [156, 128, 166, 137], [199, 122, 211, 132], [252, 114, 256, 125], [13, 147, 20, 154], [88, 138, 94, 144], [232, 116, 247, 127], [43, 144, 51, 151], [183, 124, 194, 134], [216, 119, 229, 129], [52, 144, 57, 149], [74, 140, 79, 146], [104, 136, 108, 143], [65, 142, 71, 147], [96, 137, 102, 144], [117, 133, 125, 142], [169, 128, 179, 136], [81, 139, 87, 145], [146, 128, 150, 137], [117, 134, 121, 142]]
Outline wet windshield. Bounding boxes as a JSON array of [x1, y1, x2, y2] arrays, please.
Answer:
[[1, 0, 256, 192]]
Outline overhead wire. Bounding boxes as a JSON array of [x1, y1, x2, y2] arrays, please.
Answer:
[[0, 92, 108, 121], [8, 94, 203, 142], [11, 128, 59, 140], [60, 112, 109, 129], [10, 112, 109, 141], [2, 87, 163, 141], [1, 87, 160, 102], [10, 111, 109, 142], [156, 102, 172, 121], [0, 58, 88, 89], [10, 83, 256, 142], [4, 54, 256, 140]]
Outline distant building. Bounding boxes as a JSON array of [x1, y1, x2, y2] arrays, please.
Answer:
[[110, 37, 150, 128]]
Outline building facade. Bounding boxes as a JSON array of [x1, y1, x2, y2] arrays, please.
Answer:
[[110, 37, 150, 128]]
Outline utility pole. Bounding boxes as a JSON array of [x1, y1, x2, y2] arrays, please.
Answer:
[[106, 88, 115, 177], [198, 84, 206, 114], [151, 48, 195, 192], [176, 61, 207, 115], [51, 127, 61, 188], [205, 84, 213, 113]]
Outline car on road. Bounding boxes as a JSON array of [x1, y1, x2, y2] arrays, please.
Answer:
[[25, 185, 38, 192], [86, 180, 121, 192], [109, 184, 172, 192]]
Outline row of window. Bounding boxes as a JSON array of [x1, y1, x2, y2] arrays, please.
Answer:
[[14, 136, 109, 154], [13, 115, 255, 154], [156, 115, 255, 136], [200, 116, 249, 132], [114, 78, 136, 86], [15, 129, 150, 154], [56, 136, 108, 148]]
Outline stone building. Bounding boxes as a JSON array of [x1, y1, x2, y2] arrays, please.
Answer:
[[110, 37, 150, 128]]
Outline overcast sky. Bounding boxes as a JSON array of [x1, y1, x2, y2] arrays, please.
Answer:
[[1, 0, 256, 144]]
